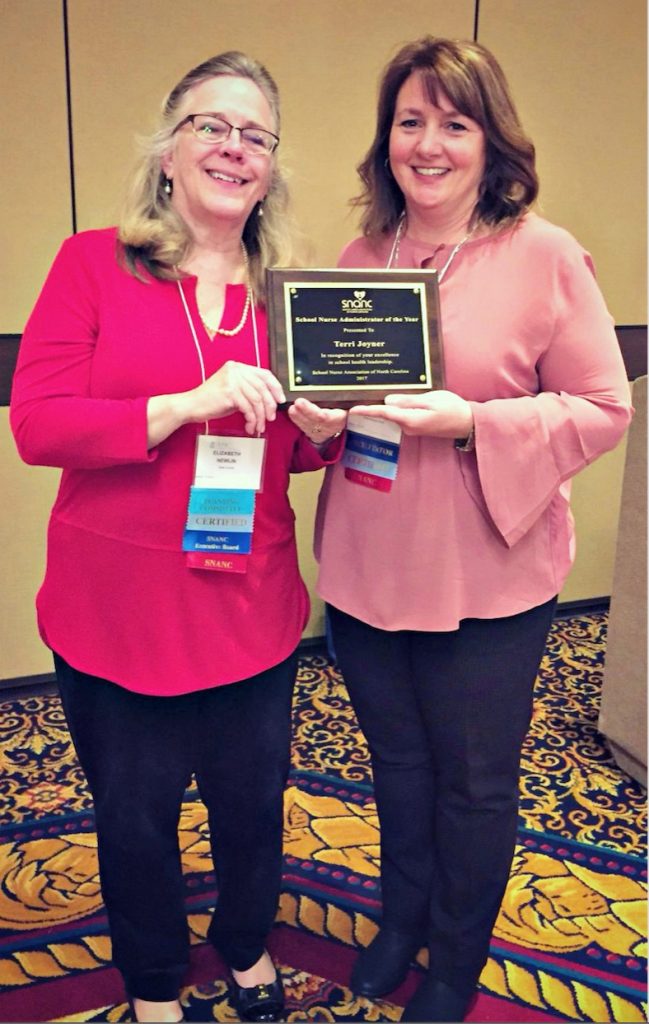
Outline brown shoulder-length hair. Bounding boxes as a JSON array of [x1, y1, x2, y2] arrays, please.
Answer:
[[117, 51, 296, 300], [354, 36, 538, 239]]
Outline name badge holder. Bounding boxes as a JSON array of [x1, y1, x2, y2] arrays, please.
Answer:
[[177, 279, 265, 573], [183, 435, 266, 573], [342, 413, 402, 493]]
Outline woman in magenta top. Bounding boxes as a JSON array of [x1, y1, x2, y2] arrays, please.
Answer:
[[314, 37, 632, 1022], [11, 52, 344, 1023]]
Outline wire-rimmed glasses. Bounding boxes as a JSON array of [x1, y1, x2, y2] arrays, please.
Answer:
[[173, 113, 279, 155]]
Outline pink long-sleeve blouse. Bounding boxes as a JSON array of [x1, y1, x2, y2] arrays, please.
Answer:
[[11, 227, 340, 695], [314, 213, 632, 631]]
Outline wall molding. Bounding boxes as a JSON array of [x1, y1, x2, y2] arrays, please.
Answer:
[[62, 0, 78, 234], [1, 326, 645, 407], [615, 325, 648, 382], [0, 335, 21, 407], [0, 672, 57, 700]]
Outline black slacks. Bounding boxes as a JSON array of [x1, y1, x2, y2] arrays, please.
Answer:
[[327, 597, 556, 995], [54, 650, 298, 1001]]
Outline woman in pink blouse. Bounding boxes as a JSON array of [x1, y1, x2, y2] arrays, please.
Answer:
[[11, 52, 344, 1023], [314, 37, 632, 1022]]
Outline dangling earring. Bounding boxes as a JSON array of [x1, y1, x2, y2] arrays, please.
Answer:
[[257, 200, 264, 218], [384, 157, 392, 175], [164, 178, 172, 196]]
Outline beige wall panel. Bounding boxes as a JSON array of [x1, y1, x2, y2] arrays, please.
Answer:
[[479, 0, 646, 324], [479, 2, 644, 606], [68, 0, 474, 261], [0, 0, 71, 331], [289, 471, 326, 639], [0, 412, 60, 678], [559, 436, 628, 603]]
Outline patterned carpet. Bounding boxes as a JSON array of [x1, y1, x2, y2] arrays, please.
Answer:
[[0, 612, 646, 1022]]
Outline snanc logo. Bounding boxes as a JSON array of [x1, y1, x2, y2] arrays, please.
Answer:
[[342, 289, 373, 313]]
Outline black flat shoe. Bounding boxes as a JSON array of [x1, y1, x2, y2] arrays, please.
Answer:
[[400, 976, 474, 1022], [351, 926, 424, 998], [229, 973, 285, 1022]]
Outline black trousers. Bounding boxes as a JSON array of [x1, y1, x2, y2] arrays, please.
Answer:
[[54, 650, 298, 1001], [327, 597, 556, 996]]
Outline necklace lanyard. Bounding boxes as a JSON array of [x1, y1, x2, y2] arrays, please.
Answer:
[[385, 215, 404, 269], [177, 279, 262, 436], [386, 214, 474, 280]]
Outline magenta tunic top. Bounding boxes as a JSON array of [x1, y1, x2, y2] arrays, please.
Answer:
[[11, 228, 341, 695], [314, 214, 632, 631]]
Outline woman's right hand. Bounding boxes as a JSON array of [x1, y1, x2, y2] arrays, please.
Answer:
[[189, 361, 286, 435], [146, 361, 286, 447]]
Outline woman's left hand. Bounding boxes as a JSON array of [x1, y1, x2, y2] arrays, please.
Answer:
[[288, 397, 347, 444], [350, 390, 473, 438]]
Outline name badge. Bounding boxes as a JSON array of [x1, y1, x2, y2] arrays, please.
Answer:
[[342, 413, 402, 493], [184, 435, 266, 572], [193, 434, 265, 490]]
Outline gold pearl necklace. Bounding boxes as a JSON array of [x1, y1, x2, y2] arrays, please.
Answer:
[[200, 241, 252, 338]]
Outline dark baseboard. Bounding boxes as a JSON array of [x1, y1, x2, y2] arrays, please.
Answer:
[[616, 325, 648, 382], [298, 636, 328, 653], [554, 596, 610, 617], [0, 334, 21, 406], [0, 648, 330, 700], [0, 602, 610, 699], [0, 671, 57, 701]]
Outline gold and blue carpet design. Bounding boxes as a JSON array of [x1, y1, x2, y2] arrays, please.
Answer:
[[0, 613, 646, 1021]]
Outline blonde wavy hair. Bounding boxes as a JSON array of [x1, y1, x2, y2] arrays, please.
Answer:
[[118, 51, 295, 301]]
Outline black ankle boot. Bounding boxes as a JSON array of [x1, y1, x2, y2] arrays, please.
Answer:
[[351, 927, 424, 998], [400, 975, 474, 1022]]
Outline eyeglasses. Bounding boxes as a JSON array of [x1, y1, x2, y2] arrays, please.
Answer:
[[173, 113, 279, 155]]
